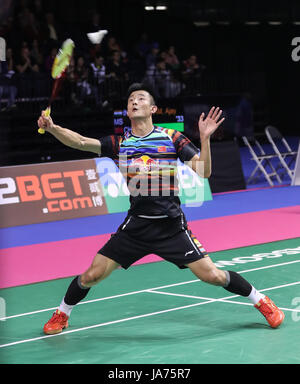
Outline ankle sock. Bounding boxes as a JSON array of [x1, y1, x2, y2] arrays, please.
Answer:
[[58, 298, 74, 317], [247, 286, 266, 305]]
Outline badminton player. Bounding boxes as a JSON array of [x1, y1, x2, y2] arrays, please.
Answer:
[[38, 83, 284, 334]]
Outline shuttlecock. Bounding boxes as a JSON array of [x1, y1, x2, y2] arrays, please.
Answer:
[[87, 30, 108, 44]]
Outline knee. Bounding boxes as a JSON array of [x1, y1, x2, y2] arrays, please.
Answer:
[[202, 269, 226, 286], [80, 268, 104, 287]]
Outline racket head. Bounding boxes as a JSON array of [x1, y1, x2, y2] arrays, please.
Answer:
[[51, 39, 75, 79]]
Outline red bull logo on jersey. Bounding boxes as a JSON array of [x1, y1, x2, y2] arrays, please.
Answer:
[[131, 155, 159, 174]]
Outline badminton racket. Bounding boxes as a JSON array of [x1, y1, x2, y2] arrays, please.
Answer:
[[38, 38, 75, 134]]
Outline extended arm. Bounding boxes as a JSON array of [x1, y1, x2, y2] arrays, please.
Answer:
[[37, 111, 101, 155]]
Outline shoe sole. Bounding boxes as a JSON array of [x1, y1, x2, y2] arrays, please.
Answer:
[[269, 311, 285, 328], [43, 322, 69, 335]]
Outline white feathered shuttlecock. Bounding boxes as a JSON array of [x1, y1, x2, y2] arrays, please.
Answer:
[[87, 30, 108, 44]]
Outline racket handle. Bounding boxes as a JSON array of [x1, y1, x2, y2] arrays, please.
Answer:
[[38, 106, 51, 134]]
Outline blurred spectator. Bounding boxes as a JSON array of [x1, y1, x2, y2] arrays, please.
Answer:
[[0, 47, 17, 111], [144, 58, 183, 99], [23, 10, 41, 42], [107, 50, 128, 81], [43, 12, 60, 42], [15, 45, 40, 74], [0, 6, 211, 107], [145, 42, 160, 82], [182, 54, 205, 94], [89, 54, 107, 107], [182, 54, 205, 77], [106, 36, 122, 55], [31, 39, 44, 68], [158, 51, 169, 66], [165, 45, 180, 71], [168, 71, 184, 98], [154, 59, 171, 98], [135, 33, 151, 59], [75, 56, 91, 104], [182, 54, 199, 75], [105, 35, 128, 69], [65, 55, 76, 102], [16, 42, 49, 98], [89, 42, 104, 61]]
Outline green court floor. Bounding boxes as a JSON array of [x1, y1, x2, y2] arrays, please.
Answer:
[[1, 237, 300, 364]]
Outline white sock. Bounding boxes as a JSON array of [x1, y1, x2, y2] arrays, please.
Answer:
[[247, 286, 265, 305], [58, 298, 74, 317]]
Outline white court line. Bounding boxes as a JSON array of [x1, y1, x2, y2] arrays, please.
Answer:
[[0, 299, 235, 349], [2, 258, 300, 321], [1, 279, 299, 349], [1, 280, 300, 349], [0, 281, 300, 348], [147, 280, 300, 312], [1, 280, 199, 321]]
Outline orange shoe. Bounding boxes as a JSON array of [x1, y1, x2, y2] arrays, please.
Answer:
[[44, 309, 69, 335], [255, 296, 285, 328]]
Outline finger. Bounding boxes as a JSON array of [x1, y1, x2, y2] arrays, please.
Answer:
[[211, 107, 219, 120], [42, 115, 50, 124], [199, 112, 205, 122], [38, 117, 44, 126], [216, 117, 225, 127], [38, 121, 45, 129], [215, 109, 223, 122], [207, 106, 215, 119]]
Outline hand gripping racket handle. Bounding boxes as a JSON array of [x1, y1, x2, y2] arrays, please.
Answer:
[[38, 106, 51, 134]]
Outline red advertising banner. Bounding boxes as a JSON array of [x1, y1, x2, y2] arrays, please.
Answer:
[[0, 159, 108, 228]]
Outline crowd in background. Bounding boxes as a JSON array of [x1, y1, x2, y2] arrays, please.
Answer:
[[0, 2, 206, 112]]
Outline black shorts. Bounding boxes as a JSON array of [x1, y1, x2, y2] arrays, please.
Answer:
[[98, 212, 208, 270]]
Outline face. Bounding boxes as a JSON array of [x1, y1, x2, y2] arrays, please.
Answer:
[[189, 55, 197, 65], [95, 56, 103, 66], [112, 51, 121, 61], [127, 90, 157, 121], [77, 57, 84, 66]]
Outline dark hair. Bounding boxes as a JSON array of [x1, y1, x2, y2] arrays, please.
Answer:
[[126, 82, 156, 105]]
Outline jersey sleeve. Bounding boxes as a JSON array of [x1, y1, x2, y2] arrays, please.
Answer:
[[99, 135, 120, 159], [166, 129, 200, 162]]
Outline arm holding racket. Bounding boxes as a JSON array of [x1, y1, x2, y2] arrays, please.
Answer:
[[37, 112, 101, 155]]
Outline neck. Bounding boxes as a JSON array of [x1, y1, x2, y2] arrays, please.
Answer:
[[131, 118, 153, 137]]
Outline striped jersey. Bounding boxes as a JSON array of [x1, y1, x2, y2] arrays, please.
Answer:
[[99, 126, 199, 217]]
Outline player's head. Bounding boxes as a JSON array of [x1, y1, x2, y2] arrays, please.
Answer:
[[126, 82, 157, 121]]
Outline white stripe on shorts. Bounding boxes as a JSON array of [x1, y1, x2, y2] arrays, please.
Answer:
[[185, 230, 202, 255]]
